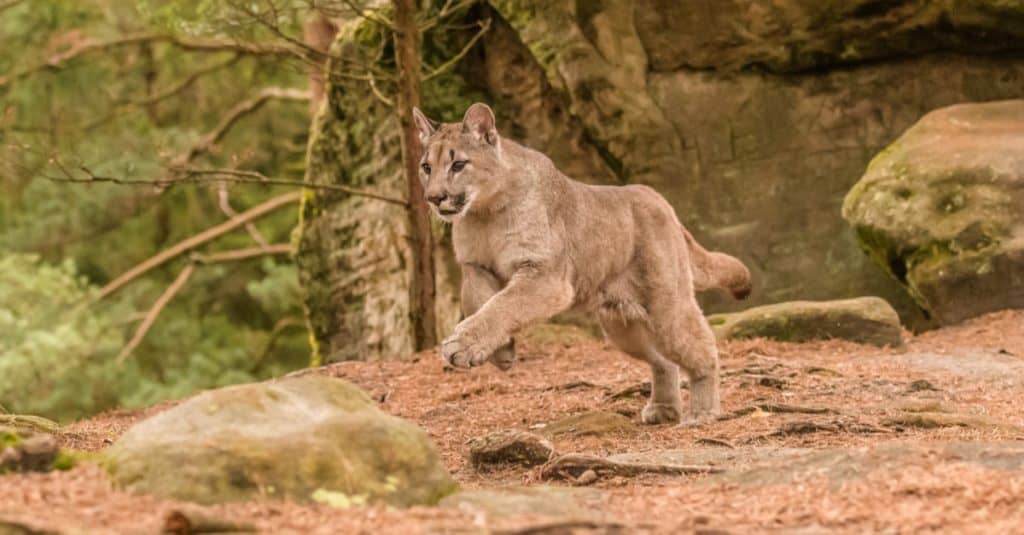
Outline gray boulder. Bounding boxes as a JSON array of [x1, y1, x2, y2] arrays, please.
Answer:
[[843, 100, 1024, 324], [105, 376, 457, 507], [708, 297, 903, 346]]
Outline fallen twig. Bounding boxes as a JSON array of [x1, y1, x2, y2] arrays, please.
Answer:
[[163, 507, 257, 534], [541, 453, 723, 481], [495, 519, 654, 535], [542, 380, 601, 392], [718, 404, 837, 421], [695, 437, 736, 449]]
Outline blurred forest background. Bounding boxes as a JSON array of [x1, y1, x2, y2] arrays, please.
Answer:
[[1, 1, 318, 421], [3, 0, 1023, 423]]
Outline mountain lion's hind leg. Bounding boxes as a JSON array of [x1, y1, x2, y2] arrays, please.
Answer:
[[459, 264, 515, 370], [601, 317, 684, 424], [648, 296, 721, 424]]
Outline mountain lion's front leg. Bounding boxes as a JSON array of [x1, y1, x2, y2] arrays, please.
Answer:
[[442, 267, 574, 368], [461, 264, 516, 370]]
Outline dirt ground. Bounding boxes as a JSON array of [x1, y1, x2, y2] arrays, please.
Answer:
[[2, 310, 1024, 534]]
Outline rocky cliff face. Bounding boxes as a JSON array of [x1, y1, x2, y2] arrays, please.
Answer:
[[297, 0, 1024, 361]]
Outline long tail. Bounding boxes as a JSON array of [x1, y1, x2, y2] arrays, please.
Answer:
[[683, 228, 752, 300]]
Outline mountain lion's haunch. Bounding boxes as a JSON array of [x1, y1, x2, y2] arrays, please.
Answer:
[[412, 103, 751, 424]]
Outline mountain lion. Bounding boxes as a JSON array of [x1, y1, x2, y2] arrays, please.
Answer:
[[413, 103, 751, 424]]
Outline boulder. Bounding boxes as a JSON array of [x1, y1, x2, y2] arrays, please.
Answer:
[[105, 376, 457, 507], [708, 297, 903, 346], [843, 100, 1024, 324]]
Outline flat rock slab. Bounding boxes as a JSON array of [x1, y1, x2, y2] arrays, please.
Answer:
[[105, 376, 457, 507], [708, 296, 903, 346], [440, 486, 603, 519], [537, 411, 636, 439], [715, 441, 1024, 488], [882, 412, 1019, 431], [895, 351, 1024, 384]]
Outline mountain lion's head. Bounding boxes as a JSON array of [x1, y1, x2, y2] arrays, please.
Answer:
[[413, 103, 504, 222]]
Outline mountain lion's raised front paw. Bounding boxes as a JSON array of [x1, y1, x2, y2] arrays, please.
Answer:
[[440, 332, 490, 368]]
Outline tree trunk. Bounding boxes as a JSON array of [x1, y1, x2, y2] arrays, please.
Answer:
[[392, 0, 438, 351]]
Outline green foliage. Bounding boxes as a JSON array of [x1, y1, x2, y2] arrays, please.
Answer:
[[0, 0, 312, 421], [0, 253, 125, 420], [0, 252, 310, 421]]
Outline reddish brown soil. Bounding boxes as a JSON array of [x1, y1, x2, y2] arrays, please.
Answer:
[[2, 310, 1023, 534]]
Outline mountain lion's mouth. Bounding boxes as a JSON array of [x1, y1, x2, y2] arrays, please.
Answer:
[[439, 208, 461, 216]]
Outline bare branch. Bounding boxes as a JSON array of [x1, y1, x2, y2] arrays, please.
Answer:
[[0, 33, 298, 90], [95, 191, 302, 301], [175, 87, 311, 166], [335, 0, 396, 30], [218, 185, 270, 247], [419, 0, 477, 32], [0, 0, 24, 13], [130, 54, 242, 107], [368, 73, 394, 106], [116, 263, 195, 364], [43, 164, 409, 206], [423, 17, 491, 81], [192, 243, 292, 264], [115, 243, 292, 363]]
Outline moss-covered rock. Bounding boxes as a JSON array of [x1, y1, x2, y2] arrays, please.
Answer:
[[842, 100, 1024, 324], [104, 376, 457, 507], [0, 424, 66, 474], [708, 297, 903, 346]]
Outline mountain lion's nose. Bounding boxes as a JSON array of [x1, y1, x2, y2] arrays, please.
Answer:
[[426, 193, 448, 206]]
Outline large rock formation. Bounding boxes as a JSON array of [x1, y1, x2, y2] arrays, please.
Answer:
[[105, 375, 457, 506], [297, 1, 1024, 360], [843, 100, 1024, 324]]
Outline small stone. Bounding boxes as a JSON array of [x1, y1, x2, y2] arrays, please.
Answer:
[[907, 379, 940, 392], [575, 469, 599, 485], [468, 430, 554, 469], [0, 432, 58, 474], [539, 411, 636, 439]]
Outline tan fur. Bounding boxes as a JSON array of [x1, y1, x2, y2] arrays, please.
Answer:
[[412, 103, 752, 424]]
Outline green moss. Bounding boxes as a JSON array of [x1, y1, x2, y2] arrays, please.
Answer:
[[0, 428, 22, 448], [51, 450, 81, 471]]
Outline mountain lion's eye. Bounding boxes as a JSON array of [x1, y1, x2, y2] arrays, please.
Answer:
[[421, 163, 431, 175], [451, 160, 467, 173]]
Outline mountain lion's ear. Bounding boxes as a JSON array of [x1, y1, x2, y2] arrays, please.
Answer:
[[412, 107, 436, 145], [462, 102, 498, 146]]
